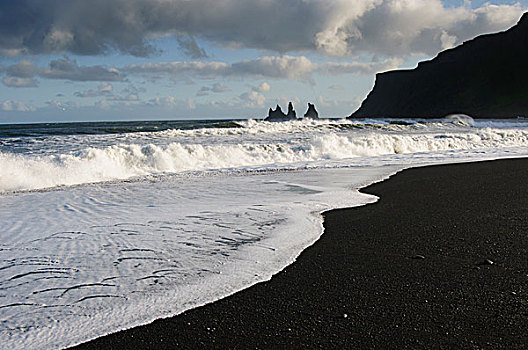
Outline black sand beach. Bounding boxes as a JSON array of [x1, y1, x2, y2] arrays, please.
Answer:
[[73, 159, 528, 349]]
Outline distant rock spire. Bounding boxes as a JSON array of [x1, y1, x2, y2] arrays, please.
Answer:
[[286, 102, 296, 119], [304, 103, 319, 119], [265, 102, 298, 121]]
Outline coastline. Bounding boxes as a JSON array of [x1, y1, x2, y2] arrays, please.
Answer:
[[72, 158, 528, 349]]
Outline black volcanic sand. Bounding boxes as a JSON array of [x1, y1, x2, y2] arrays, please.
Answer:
[[73, 159, 528, 349]]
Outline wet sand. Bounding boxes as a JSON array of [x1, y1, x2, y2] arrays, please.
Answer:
[[73, 159, 528, 349]]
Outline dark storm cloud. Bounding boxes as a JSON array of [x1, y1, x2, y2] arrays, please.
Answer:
[[0, 0, 157, 56], [1, 58, 123, 86], [39, 57, 123, 81], [0, 1, 525, 58]]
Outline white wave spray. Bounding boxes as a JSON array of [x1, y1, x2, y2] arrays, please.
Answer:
[[1, 123, 528, 192]]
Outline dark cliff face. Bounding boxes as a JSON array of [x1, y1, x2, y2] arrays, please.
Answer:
[[350, 12, 528, 119]]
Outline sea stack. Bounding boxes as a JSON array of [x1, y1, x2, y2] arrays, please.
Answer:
[[350, 12, 528, 119], [286, 102, 297, 119], [265, 102, 298, 121], [304, 103, 319, 119]]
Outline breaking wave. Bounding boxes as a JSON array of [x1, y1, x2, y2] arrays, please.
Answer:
[[2, 126, 528, 192]]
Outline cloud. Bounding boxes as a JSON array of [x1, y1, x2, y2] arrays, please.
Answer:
[[43, 99, 82, 111], [110, 93, 139, 102], [126, 61, 229, 79], [1, 59, 124, 87], [2, 77, 38, 88], [314, 95, 359, 114], [122, 84, 146, 95], [1, 100, 36, 112], [74, 83, 139, 103], [336, 1, 526, 57], [0, 54, 402, 93], [6, 60, 38, 78], [238, 90, 266, 108], [211, 83, 230, 93], [199, 83, 231, 95], [320, 58, 403, 75], [40, 57, 123, 81], [439, 30, 457, 50], [149, 96, 180, 108], [0, 0, 156, 56], [94, 100, 111, 110], [99, 82, 113, 93], [125, 55, 317, 81], [254, 82, 270, 92], [1, 60, 39, 87], [177, 37, 208, 59], [275, 96, 301, 110], [74, 83, 114, 97], [148, 96, 196, 110], [125, 55, 399, 82], [232, 56, 317, 82], [238, 82, 270, 104], [125, 56, 318, 81], [0, 0, 525, 58]]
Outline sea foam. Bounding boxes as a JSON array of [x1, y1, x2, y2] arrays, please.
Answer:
[[1, 118, 528, 349], [1, 119, 528, 192]]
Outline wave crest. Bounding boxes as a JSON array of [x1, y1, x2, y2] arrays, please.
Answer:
[[2, 127, 528, 192]]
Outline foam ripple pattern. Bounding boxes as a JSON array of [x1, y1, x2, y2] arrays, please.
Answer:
[[1, 117, 528, 349]]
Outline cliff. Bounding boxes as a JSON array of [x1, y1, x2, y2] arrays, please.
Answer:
[[350, 12, 528, 119]]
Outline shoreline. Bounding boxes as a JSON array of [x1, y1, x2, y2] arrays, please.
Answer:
[[73, 159, 528, 349]]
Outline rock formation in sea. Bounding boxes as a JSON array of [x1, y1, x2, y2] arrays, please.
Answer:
[[265, 102, 298, 121], [350, 12, 528, 119], [266, 105, 286, 120], [286, 102, 297, 119], [303, 103, 319, 119]]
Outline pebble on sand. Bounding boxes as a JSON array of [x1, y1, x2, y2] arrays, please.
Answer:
[[478, 259, 494, 266]]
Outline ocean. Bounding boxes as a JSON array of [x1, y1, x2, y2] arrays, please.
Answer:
[[1, 116, 528, 349]]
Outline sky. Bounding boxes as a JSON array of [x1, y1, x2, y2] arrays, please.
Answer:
[[0, 0, 527, 123]]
